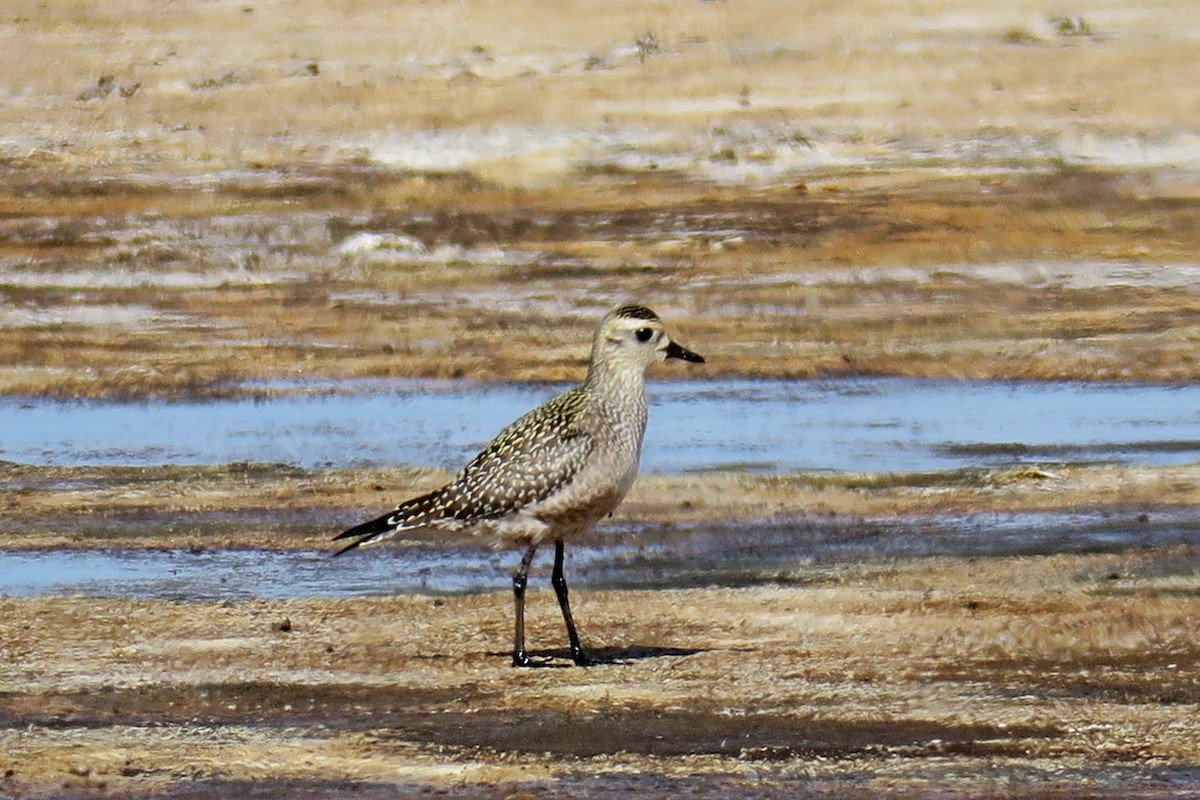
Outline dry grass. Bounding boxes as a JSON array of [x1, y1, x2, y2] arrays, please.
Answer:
[[2, 169, 1200, 397], [3, 461, 1198, 550], [2, 1, 1200, 394], [4, 1, 1200, 169], [1, 553, 1198, 797], [2, 4, 1200, 796]]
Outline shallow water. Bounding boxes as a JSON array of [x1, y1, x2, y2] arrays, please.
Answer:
[[2, 378, 1198, 473], [2, 509, 1197, 600]]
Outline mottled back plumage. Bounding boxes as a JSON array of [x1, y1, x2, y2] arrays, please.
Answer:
[[335, 387, 596, 551]]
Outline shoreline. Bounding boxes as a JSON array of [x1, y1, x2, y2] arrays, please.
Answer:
[[3, 168, 1200, 400], [3, 2, 1199, 794], [3, 460, 1198, 552], [3, 551, 1198, 798]]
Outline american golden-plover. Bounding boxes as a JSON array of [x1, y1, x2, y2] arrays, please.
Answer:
[[334, 304, 704, 666]]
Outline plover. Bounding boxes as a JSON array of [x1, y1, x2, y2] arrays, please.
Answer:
[[334, 303, 704, 666]]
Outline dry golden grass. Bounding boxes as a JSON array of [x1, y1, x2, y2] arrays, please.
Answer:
[[3, 461, 1199, 551], [4, 0, 1200, 171], [2, 168, 1200, 397], [2, 1, 1200, 394], [1, 552, 1197, 797], [2, 4, 1200, 796]]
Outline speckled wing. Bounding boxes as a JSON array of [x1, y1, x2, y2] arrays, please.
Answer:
[[333, 387, 595, 554], [439, 388, 595, 521]]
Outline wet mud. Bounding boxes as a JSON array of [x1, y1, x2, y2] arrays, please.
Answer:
[[4, 167, 1200, 400], [0, 679, 1058, 756], [3, 461, 1200, 799], [3, 562, 1200, 799], [4, 2, 1200, 796]]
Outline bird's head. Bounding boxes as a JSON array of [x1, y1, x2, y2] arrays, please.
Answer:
[[592, 304, 705, 372]]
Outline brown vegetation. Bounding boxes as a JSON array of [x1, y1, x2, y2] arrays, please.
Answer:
[[2, 2, 1200, 396], [2, 1, 1199, 796], [2, 552, 1198, 798]]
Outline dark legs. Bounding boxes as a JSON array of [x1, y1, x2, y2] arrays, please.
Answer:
[[511, 542, 538, 667], [510, 539, 592, 667], [551, 539, 592, 666]]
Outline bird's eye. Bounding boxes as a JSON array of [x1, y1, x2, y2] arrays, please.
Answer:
[[635, 327, 654, 342]]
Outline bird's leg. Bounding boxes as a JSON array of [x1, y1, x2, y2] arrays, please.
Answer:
[[511, 542, 539, 667], [551, 539, 593, 666]]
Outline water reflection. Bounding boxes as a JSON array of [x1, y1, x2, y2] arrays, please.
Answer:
[[1, 508, 1196, 600]]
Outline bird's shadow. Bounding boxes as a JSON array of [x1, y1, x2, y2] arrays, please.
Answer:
[[488, 644, 716, 668]]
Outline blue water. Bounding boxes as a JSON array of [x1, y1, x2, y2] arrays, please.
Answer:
[[1, 378, 1198, 473], [2, 508, 1197, 599]]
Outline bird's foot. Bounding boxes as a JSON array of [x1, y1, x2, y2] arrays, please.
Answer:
[[511, 647, 609, 667]]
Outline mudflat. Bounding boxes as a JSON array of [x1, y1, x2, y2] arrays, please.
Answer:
[[3, 548, 1200, 798], [2, 1, 1200, 797], [2, 1, 1200, 396]]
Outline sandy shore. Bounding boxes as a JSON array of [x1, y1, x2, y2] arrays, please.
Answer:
[[5, 460, 1200, 552], [2, 1, 1200, 796], [2, 2, 1200, 396], [3, 462, 1200, 797], [3, 550, 1199, 798]]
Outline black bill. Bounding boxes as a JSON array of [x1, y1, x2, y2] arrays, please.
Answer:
[[665, 340, 705, 363]]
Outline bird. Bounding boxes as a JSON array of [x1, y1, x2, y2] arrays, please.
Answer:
[[333, 303, 704, 666]]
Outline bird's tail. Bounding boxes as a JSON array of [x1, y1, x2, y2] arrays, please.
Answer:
[[332, 488, 448, 556]]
